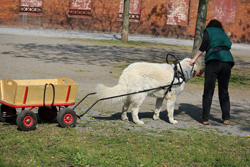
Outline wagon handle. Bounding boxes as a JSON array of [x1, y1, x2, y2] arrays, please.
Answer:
[[43, 83, 55, 108], [76, 81, 184, 118], [73, 92, 96, 111]]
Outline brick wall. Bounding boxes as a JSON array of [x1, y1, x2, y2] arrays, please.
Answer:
[[0, 0, 249, 43]]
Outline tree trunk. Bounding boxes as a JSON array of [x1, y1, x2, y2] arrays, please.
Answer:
[[121, 0, 130, 42], [191, 0, 209, 68]]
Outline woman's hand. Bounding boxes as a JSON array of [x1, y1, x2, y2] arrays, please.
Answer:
[[189, 50, 203, 66], [188, 59, 196, 66]]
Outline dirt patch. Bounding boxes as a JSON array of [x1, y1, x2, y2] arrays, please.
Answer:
[[0, 34, 249, 137]]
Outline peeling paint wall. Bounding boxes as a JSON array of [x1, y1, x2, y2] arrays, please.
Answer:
[[215, 0, 237, 23], [0, 0, 250, 43], [166, 0, 190, 25], [19, 0, 43, 15], [68, 0, 92, 17], [118, 0, 141, 22]]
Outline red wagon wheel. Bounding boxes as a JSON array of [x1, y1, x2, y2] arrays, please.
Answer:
[[23, 115, 34, 126], [57, 108, 77, 128], [63, 113, 73, 124], [16, 110, 37, 131]]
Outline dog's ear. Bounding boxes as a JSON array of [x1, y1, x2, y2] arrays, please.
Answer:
[[177, 58, 197, 82], [177, 58, 189, 71]]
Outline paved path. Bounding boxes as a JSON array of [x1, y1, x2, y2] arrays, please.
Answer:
[[1, 27, 250, 51], [0, 32, 249, 136]]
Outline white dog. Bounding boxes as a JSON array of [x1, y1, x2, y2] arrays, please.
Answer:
[[96, 58, 197, 125]]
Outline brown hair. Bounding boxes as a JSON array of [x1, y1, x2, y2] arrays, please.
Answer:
[[206, 19, 224, 31]]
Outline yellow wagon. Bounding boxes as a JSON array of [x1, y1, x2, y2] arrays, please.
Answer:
[[0, 77, 78, 131]]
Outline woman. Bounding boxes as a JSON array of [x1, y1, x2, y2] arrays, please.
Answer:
[[188, 19, 234, 125]]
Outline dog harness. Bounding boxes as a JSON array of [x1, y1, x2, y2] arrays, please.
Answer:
[[163, 63, 185, 97]]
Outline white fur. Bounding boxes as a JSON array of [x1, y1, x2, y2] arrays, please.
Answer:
[[96, 58, 197, 125]]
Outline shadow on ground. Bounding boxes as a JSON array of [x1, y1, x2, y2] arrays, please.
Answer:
[[2, 43, 191, 66], [92, 103, 203, 124]]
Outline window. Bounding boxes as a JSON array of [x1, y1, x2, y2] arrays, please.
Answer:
[[215, 0, 237, 23], [166, 0, 190, 26], [118, 0, 141, 22], [19, 0, 42, 15], [68, 0, 92, 17]]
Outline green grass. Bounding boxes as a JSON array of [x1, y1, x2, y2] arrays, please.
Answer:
[[71, 38, 193, 51], [0, 122, 249, 167]]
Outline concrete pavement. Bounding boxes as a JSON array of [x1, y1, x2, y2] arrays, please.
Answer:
[[0, 27, 250, 51]]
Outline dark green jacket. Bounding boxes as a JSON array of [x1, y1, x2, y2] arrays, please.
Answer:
[[205, 27, 234, 67]]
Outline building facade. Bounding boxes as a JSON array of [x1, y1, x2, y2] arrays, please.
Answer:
[[0, 0, 250, 43]]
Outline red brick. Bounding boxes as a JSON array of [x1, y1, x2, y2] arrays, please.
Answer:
[[0, 0, 249, 43]]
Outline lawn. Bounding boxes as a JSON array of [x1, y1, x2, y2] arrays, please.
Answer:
[[0, 121, 249, 167]]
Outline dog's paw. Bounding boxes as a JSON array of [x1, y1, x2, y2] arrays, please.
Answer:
[[134, 120, 144, 125], [170, 120, 178, 124], [153, 114, 159, 120]]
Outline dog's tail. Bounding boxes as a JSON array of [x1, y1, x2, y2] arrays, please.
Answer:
[[96, 83, 127, 105]]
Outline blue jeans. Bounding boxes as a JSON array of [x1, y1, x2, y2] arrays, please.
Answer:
[[202, 60, 232, 121]]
